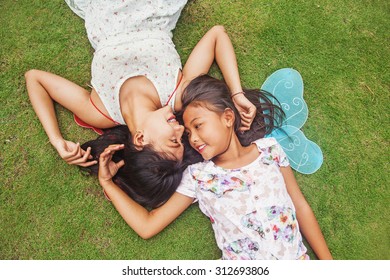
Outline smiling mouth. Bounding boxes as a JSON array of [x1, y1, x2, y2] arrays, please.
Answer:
[[167, 115, 177, 123], [197, 144, 206, 153]]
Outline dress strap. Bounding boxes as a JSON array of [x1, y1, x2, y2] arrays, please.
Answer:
[[165, 72, 183, 109], [89, 96, 121, 125]]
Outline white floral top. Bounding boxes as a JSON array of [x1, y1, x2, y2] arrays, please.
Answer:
[[65, 0, 187, 124], [176, 138, 308, 260]]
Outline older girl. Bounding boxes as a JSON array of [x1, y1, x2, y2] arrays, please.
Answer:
[[25, 1, 255, 167]]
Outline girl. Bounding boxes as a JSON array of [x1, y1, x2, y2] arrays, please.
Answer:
[[79, 72, 283, 208], [97, 75, 333, 260], [25, 1, 256, 168]]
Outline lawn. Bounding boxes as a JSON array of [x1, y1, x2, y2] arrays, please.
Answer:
[[0, 0, 389, 260]]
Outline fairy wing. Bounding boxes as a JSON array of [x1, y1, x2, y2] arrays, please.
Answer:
[[261, 68, 308, 128], [261, 68, 323, 174], [266, 126, 323, 174]]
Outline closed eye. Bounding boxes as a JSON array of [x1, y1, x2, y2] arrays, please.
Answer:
[[169, 139, 181, 148]]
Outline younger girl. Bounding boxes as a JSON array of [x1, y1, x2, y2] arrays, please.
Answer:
[[97, 75, 332, 260]]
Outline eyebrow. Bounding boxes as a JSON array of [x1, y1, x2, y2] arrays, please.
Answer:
[[190, 117, 200, 125], [184, 117, 200, 129]]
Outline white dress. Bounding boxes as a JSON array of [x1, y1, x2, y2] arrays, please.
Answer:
[[176, 138, 308, 260], [65, 0, 187, 124]]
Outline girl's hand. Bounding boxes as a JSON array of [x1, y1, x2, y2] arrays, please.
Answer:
[[232, 93, 257, 131], [52, 138, 97, 167], [98, 144, 125, 185]]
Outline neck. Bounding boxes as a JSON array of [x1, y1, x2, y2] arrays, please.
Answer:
[[213, 133, 258, 169], [121, 91, 159, 135], [173, 70, 184, 112], [119, 76, 162, 134]]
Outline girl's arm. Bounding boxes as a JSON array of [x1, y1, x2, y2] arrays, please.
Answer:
[[98, 145, 194, 239], [281, 166, 333, 260], [25, 70, 113, 167], [181, 25, 256, 131], [182, 25, 242, 94]]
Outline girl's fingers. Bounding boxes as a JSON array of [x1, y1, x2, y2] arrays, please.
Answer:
[[77, 147, 91, 162], [66, 147, 88, 163], [64, 144, 125, 166], [248, 106, 256, 114], [239, 118, 251, 128], [116, 160, 125, 169], [102, 144, 124, 152], [242, 109, 255, 118], [63, 143, 82, 161], [65, 147, 95, 166], [240, 121, 251, 128], [240, 116, 252, 125], [71, 143, 81, 156], [79, 146, 93, 159], [107, 144, 125, 150], [100, 144, 125, 157], [238, 114, 252, 131], [78, 160, 98, 167], [68, 155, 97, 165], [99, 145, 120, 162], [240, 116, 251, 124], [99, 149, 112, 161]]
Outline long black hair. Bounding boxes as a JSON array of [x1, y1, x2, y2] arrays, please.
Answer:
[[82, 74, 284, 208], [178, 74, 285, 165], [81, 126, 185, 208]]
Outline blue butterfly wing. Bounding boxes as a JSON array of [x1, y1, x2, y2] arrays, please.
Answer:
[[261, 68, 307, 128], [261, 68, 323, 174], [267, 126, 323, 174]]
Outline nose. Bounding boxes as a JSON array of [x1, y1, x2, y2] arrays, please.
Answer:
[[189, 131, 198, 144], [174, 124, 184, 138]]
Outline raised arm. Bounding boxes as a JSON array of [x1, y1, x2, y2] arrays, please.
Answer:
[[25, 69, 114, 167], [182, 25, 241, 94], [98, 145, 194, 239], [181, 25, 256, 131], [281, 166, 333, 260]]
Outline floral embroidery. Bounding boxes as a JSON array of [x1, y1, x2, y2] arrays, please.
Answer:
[[191, 168, 251, 197], [223, 238, 259, 260], [242, 211, 265, 238], [260, 144, 289, 166], [267, 206, 297, 243]]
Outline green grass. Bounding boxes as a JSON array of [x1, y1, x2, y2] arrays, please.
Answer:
[[0, 0, 388, 260]]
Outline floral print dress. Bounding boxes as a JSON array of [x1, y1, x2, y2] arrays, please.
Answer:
[[176, 138, 308, 260], [65, 0, 187, 124]]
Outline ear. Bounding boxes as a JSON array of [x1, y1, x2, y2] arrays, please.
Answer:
[[222, 108, 235, 128], [132, 130, 144, 151]]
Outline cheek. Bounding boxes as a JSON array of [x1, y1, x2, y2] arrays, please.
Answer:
[[212, 128, 230, 144], [144, 117, 162, 133], [189, 141, 196, 150], [149, 125, 170, 142]]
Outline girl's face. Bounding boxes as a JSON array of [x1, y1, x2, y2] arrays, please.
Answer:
[[142, 106, 185, 160], [183, 104, 234, 160]]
